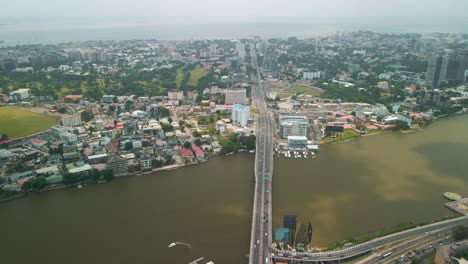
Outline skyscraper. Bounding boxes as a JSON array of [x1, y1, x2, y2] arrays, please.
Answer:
[[426, 55, 443, 87], [231, 104, 250, 126], [263, 50, 279, 72], [438, 53, 468, 85]]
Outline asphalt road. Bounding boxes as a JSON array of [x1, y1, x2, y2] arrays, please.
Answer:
[[273, 216, 468, 262], [249, 44, 274, 264]]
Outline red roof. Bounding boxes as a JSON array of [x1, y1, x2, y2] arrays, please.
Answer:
[[191, 144, 204, 157], [179, 146, 194, 157], [65, 95, 83, 99], [32, 139, 46, 144], [0, 138, 13, 145]]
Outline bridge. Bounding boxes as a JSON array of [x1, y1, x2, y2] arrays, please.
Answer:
[[248, 44, 275, 264], [247, 43, 468, 264]]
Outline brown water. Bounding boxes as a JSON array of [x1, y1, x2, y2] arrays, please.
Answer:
[[0, 154, 255, 264], [0, 115, 467, 263], [273, 114, 468, 246]]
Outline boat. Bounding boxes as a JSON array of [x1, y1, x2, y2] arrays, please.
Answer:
[[77, 184, 83, 189], [443, 192, 462, 201], [168, 242, 176, 248]]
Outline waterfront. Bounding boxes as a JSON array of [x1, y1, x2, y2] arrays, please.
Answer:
[[0, 115, 467, 263], [0, 154, 255, 264], [274, 114, 468, 247]]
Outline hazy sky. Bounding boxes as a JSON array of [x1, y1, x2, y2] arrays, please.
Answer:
[[3, 0, 468, 22]]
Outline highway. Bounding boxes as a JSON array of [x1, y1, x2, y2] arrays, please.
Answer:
[[248, 44, 275, 264], [246, 41, 468, 264], [272, 215, 468, 262]]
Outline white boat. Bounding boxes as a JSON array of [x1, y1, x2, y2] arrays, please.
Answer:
[[168, 242, 176, 248]]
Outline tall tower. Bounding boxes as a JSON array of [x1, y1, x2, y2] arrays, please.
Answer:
[[426, 55, 443, 87]]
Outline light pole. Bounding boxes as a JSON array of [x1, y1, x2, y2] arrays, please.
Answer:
[[168, 242, 214, 264]]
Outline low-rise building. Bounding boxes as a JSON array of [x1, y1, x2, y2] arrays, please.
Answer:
[[106, 154, 129, 176], [10, 88, 30, 101]]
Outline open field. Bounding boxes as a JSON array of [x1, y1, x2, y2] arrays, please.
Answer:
[[187, 66, 208, 86], [0, 106, 57, 138], [285, 85, 323, 96], [321, 129, 361, 144]]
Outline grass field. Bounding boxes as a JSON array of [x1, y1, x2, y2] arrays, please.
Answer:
[[187, 66, 208, 86], [321, 129, 361, 144], [285, 85, 323, 96], [0, 106, 57, 138]]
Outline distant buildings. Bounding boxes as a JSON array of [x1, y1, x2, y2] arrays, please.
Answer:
[[231, 104, 250, 126], [263, 51, 279, 72], [9, 88, 30, 101], [168, 90, 184, 100], [225, 56, 243, 71], [60, 115, 82, 127], [225, 88, 247, 105], [377, 81, 389, 89], [302, 71, 321, 80]]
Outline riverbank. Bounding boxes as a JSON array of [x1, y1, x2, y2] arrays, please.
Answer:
[[324, 214, 461, 251]]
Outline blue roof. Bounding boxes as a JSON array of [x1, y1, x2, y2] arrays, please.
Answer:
[[275, 228, 290, 242]]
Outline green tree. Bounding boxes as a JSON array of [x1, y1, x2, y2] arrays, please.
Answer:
[[194, 138, 202, 146], [81, 111, 94, 122], [124, 142, 133, 150], [0, 134, 8, 141], [183, 141, 192, 149], [103, 169, 114, 181], [453, 226, 468, 241], [164, 155, 175, 165]]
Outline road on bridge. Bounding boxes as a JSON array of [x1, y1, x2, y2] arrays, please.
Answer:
[[249, 43, 275, 264]]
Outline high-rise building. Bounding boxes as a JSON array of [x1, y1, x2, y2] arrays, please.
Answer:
[[225, 56, 243, 71], [231, 104, 250, 126], [263, 51, 279, 72], [60, 115, 82, 127], [438, 53, 467, 85], [225, 89, 247, 105], [427, 52, 468, 87], [426, 55, 443, 87]]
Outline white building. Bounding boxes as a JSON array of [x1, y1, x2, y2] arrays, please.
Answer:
[[10, 88, 30, 101], [168, 90, 184, 100], [302, 71, 322, 80], [225, 89, 247, 105], [279, 115, 309, 139], [60, 115, 82, 127], [377, 81, 389, 89], [62, 132, 78, 143], [231, 104, 250, 126], [50, 125, 69, 139]]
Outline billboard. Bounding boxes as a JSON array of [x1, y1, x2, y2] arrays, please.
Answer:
[[325, 125, 344, 133]]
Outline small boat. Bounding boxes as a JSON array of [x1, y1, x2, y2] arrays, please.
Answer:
[[443, 192, 461, 201], [77, 184, 83, 189], [168, 242, 176, 248]]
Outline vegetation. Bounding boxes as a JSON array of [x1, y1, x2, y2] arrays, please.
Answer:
[[0, 106, 57, 138], [321, 129, 361, 144], [326, 222, 418, 251], [219, 134, 256, 154], [453, 225, 468, 241], [285, 85, 322, 96], [392, 120, 410, 131]]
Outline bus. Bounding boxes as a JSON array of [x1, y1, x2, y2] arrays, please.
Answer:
[[383, 252, 393, 258]]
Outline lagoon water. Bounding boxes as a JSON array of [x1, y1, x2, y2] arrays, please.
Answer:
[[0, 114, 467, 263]]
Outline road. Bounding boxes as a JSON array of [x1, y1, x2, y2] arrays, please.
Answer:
[[248, 44, 275, 264], [273, 215, 468, 262]]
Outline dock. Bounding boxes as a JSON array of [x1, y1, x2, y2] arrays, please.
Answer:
[[188, 257, 204, 264], [445, 198, 468, 216]]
